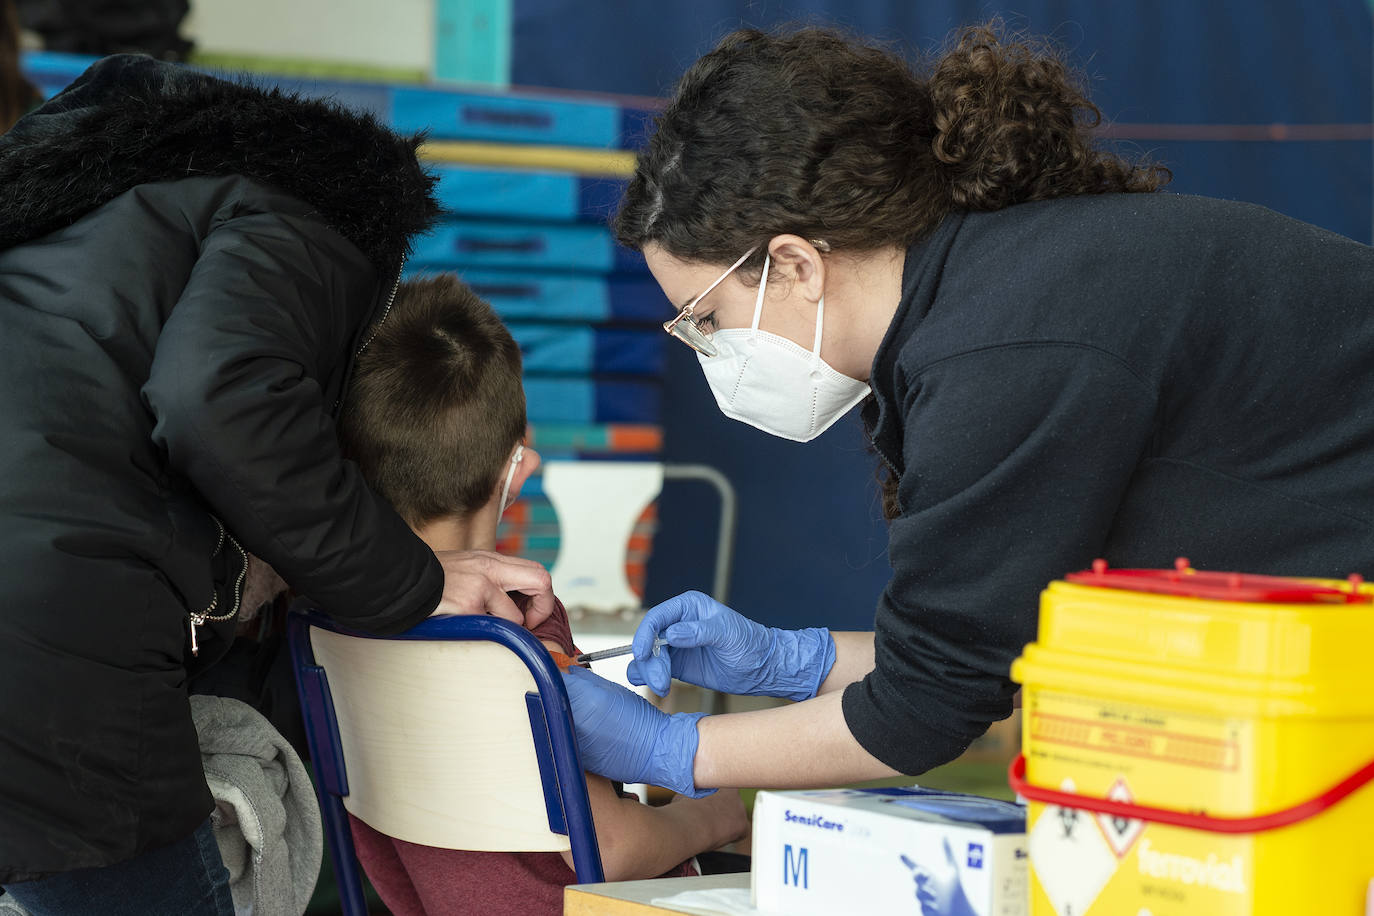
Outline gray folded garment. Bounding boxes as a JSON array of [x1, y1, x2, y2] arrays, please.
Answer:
[[192, 694, 322, 916]]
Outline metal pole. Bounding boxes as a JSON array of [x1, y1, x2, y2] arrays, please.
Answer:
[[662, 464, 737, 605]]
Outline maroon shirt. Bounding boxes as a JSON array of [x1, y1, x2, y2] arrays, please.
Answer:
[[347, 597, 695, 915]]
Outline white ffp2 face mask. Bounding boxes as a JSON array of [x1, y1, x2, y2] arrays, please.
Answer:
[[697, 252, 871, 443]]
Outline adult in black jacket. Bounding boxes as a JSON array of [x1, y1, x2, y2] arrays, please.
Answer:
[[0, 56, 552, 906], [557, 26, 1374, 798]]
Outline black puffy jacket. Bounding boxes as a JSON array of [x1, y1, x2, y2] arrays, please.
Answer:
[[0, 56, 445, 880]]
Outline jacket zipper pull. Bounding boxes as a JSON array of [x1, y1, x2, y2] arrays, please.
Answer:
[[190, 613, 204, 656]]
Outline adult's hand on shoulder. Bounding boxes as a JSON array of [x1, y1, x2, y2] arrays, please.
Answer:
[[431, 549, 554, 627]]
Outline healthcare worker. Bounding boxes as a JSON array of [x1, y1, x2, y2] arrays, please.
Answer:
[[561, 24, 1374, 797]]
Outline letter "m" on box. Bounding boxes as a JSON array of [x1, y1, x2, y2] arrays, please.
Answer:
[[784, 844, 809, 889]]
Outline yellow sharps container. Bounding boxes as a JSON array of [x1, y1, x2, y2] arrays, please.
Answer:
[[1009, 559, 1374, 915]]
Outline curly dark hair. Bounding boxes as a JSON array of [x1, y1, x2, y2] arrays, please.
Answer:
[[616, 21, 1170, 520], [617, 22, 1168, 262]]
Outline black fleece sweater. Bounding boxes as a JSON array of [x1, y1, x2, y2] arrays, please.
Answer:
[[842, 192, 1374, 775]]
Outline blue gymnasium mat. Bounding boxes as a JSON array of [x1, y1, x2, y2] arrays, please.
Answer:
[[20, 52, 657, 151], [523, 378, 660, 424], [392, 86, 621, 147], [427, 270, 666, 324], [430, 164, 627, 222], [511, 324, 665, 376], [410, 221, 647, 273], [21, 50, 92, 99], [21, 50, 397, 118], [392, 85, 655, 149]]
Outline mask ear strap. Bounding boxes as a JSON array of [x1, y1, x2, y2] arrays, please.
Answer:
[[810, 294, 825, 364], [749, 252, 770, 336], [499, 444, 524, 514]]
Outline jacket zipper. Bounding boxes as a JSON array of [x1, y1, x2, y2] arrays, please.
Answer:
[[332, 259, 406, 415], [868, 425, 901, 478], [189, 516, 248, 656], [355, 258, 405, 359]]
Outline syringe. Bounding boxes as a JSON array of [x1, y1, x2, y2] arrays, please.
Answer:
[[574, 637, 669, 666]]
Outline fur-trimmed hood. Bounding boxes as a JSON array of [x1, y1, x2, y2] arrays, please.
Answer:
[[0, 55, 439, 274]]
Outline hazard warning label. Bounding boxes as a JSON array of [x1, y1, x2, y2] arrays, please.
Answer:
[[1027, 779, 1118, 916], [1095, 777, 1144, 859]]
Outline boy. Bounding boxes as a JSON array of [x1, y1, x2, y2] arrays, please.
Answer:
[[337, 275, 749, 915]]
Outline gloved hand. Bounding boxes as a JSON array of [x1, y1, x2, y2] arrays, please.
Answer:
[[561, 665, 713, 798], [625, 590, 837, 702]]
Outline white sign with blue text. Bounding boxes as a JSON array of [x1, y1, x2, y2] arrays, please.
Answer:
[[752, 786, 1028, 916]]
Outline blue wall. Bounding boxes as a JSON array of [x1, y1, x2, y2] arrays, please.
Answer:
[[513, 1, 1372, 243], [509, 2, 1374, 629]]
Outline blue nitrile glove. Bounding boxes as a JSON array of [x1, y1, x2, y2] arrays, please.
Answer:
[[561, 665, 713, 798], [625, 590, 837, 702]]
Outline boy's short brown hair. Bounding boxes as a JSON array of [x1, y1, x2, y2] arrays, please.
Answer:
[[339, 274, 526, 527]]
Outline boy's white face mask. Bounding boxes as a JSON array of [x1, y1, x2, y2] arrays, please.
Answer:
[[697, 252, 871, 442], [498, 444, 524, 514]]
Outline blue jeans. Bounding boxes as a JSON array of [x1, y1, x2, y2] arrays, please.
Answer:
[[1, 818, 233, 916]]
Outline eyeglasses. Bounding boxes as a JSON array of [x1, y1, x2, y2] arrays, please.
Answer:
[[662, 246, 759, 357], [661, 240, 831, 357]]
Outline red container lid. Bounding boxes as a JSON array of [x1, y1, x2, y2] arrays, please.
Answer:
[[1065, 558, 1371, 604]]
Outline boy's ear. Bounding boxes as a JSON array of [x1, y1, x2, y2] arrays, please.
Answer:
[[503, 447, 542, 507]]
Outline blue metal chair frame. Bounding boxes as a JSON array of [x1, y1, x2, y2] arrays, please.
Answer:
[[287, 604, 604, 916]]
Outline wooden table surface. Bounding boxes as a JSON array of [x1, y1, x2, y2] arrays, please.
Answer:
[[564, 872, 751, 915]]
